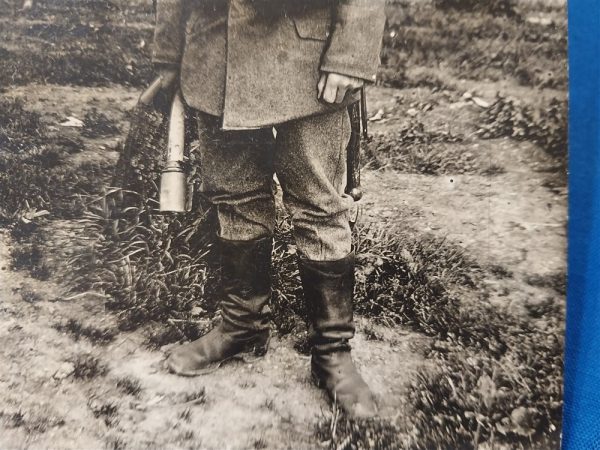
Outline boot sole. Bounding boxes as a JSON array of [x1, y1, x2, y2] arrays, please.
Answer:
[[311, 370, 379, 419], [167, 341, 270, 377]]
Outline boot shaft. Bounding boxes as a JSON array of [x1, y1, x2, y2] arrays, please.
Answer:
[[298, 253, 356, 353], [218, 237, 273, 333]]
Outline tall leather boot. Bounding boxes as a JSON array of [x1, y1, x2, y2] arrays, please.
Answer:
[[298, 253, 378, 418], [166, 237, 272, 376]]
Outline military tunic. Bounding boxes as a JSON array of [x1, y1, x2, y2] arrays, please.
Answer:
[[153, 0, 386, 129]]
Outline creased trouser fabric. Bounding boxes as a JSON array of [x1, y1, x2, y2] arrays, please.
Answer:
[[196, 108, 353, 261]]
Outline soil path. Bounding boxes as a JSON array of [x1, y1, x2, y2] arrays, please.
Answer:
[[363, 85, 567, 310]]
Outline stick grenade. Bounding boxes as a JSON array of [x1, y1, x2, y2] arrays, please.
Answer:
[[159, 90, 187, 213]]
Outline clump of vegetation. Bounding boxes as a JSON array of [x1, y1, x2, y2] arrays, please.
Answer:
[[10, 240, 50, 280], [20, 287, 44, 303], [82, 109, 120, 138], [381, 3, 566, 89], [70, 194, 219, 337], [53, 318, 116, 345], [88, 399, 119, 428], [71, 354, 108, 380], [0, 7, 153, 87], [364, 123, 477, 175], [409, 322, 563, 449], [116, 376, 142, 397], [315, 408, 404, 450], [433, 0, 518, 17], [0, 98, 106, 223], [479, 96, 568, 162], [175, 388, 207, 406]]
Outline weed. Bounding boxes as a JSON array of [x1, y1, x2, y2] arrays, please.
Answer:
[[0, 409, 64, 433], [362, 324, 384, 341], [315, 409, 403, 450], [116, 376, 142, 397], [88, 399, 119, 428], [0, 98, 107, 222], [20, 287, 43, 303], [433, 0, 518, 17], [262, 399, 275, 411], [525, 272, 566, 296], [488, 264, 514, 279], [479, 95, 568, 164], [71, 354, 108, 380], [179, 429, 195, 440], [4, 410, 25, 428], [176, 388, 207, 406], [252, 438, 268, 449], [364, 123, 475, 175], [178, 407, 192, 422], [10, 241, 50, 280], [53, 318, 116, 344], [105, 436, 126, 450], [82, 109, 120, 138]]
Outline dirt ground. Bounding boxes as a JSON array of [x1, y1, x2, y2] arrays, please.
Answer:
[[0, 2, 566, 449], [0, 82, 565, 448]]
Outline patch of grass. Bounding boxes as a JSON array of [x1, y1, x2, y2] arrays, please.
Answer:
[[362, 324, 384, 342], [10, 240, 50, 280], [116, 376, 142, 397], [381, 4, 567, 89], [20, 287, 43, 303], [315, 410, 403, 450], [88, 399, 119, 428], [178, 407, 192, 422], [488, 264, 514, 279], [408, 322, 563, 449], [348, 225, 563, 449], [82, 108, 120, 138], [70, 192, 219, 340], [433, 0, 518, 17], [478, 95, 568, 163], [175, 388, 207, 406], [0, 10, 153, 87], [105, 436, 127, 450], [0, 98, 107, 222], [252, 438, 268, 450], [0, 409, 65, 433], [53, 318, 116, 345], [524, 272, 566, 296], [71, 354, 108, 380], [2, 410, 25, 428], [364, 123, 483, 175]]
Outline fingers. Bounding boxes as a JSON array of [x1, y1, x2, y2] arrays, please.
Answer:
[[318, 73, 364, 105], [322, 82, 339, 104], [335, 84, 348, 104], [317, 73, 328, 98]]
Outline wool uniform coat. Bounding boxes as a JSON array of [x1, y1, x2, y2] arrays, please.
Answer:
[[153, 0, 386, 130]]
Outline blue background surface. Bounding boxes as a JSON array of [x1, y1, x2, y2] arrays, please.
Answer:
[[563, 1, 600, 448]]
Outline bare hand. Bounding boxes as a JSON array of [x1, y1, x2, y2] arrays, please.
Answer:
[[318, 72, 364, 104]]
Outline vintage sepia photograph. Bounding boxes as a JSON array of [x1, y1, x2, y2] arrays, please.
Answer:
[[0, 0, 567, 448]]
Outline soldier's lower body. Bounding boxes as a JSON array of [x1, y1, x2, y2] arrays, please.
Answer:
[[166, 108, 377, 418]]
